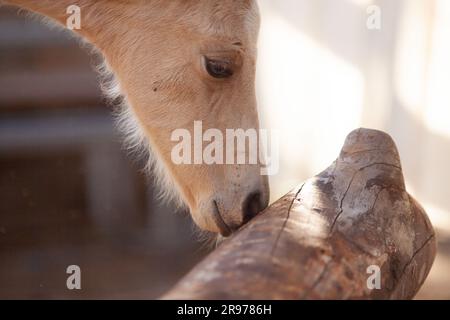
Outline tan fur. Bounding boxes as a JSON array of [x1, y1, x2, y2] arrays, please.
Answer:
[[4, 0, 269, 234]]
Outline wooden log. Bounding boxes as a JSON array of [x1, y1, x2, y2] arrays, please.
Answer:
[[163, 128, 436, 299]]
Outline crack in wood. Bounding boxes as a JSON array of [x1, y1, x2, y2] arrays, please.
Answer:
[[300, 259, 333, 299], [368, 184, 404, 214], [396, 234, 435, 283], [329, 162, 402, 235], [369, 187, 387, 213], [342, 148, 392, 157], [270, 183, 305, 257]]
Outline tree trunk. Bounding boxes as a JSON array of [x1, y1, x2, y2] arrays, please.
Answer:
[[163, 128, 436, 300]]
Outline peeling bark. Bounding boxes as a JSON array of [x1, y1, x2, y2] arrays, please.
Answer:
[[163, 128, 436, 300]]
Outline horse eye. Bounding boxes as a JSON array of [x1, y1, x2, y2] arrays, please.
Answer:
[[204, 57, 233, 78]]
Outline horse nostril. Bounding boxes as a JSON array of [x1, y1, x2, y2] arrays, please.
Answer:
[[242, 191, 263, 224]]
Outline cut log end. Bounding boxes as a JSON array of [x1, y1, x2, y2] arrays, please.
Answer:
[[163, 128, 436, 300]]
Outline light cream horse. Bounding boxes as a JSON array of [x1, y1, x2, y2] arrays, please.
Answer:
[[3, 0, 269, 237]]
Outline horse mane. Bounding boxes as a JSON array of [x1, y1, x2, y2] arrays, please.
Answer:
[[97, 59, 186, 209]]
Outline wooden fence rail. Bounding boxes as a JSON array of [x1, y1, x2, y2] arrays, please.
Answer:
[[164, 128, 436, 299]]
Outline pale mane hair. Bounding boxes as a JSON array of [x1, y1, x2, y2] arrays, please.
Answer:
[[98, 58, 217, 246], [98, 59, 186, 209]]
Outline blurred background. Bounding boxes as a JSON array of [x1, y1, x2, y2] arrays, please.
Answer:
[[1, 0, 449, 299], [0, 5, 207, 299]]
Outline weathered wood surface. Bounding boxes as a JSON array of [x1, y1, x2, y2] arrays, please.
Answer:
[[164, 128, 436, 299]]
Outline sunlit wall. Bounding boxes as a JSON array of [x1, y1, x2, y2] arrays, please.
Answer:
[[256, 0, 450, 298], [257, 0, 450, 231]]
